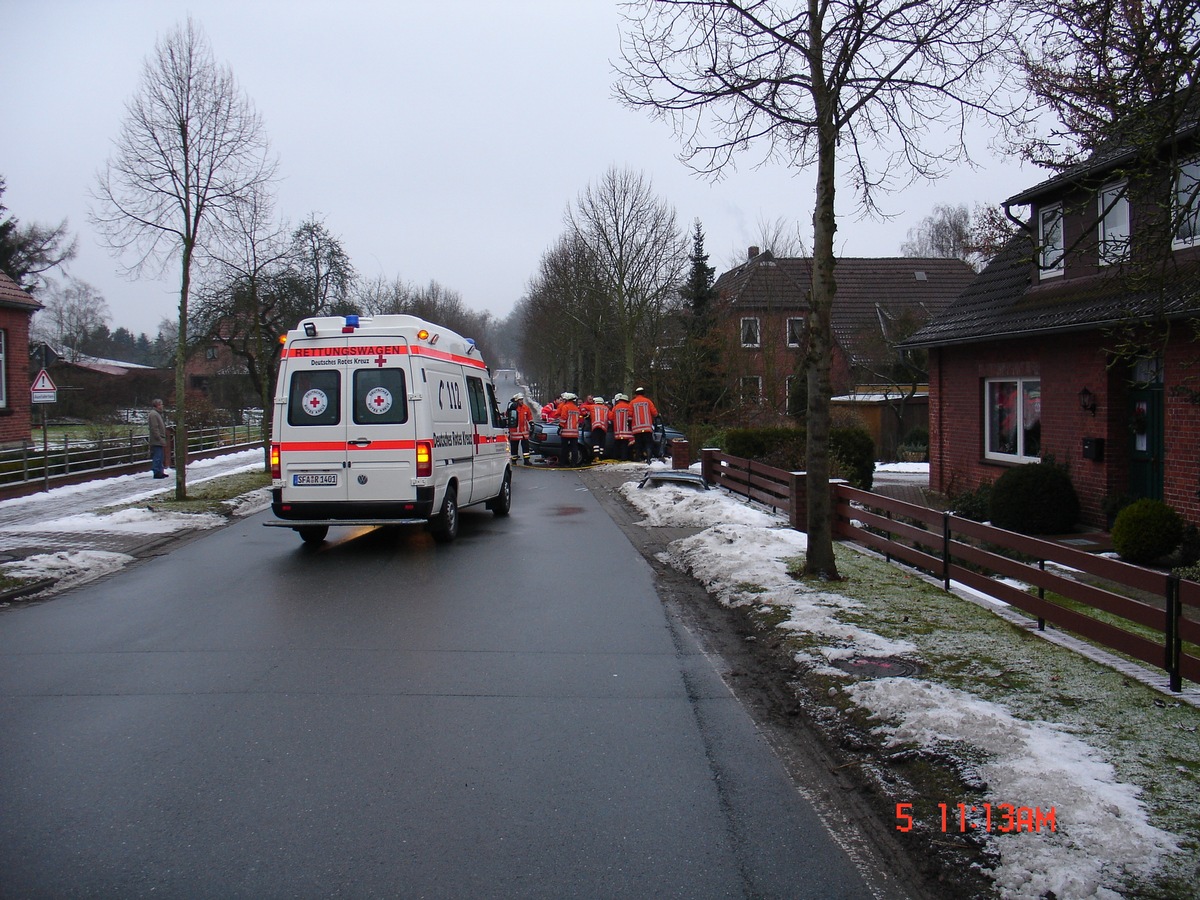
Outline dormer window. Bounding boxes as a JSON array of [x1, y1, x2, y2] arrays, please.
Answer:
[[1098, 182, 1130, 265], [1038, 204, 1064, 278], [1173, 157, 1200, 247]]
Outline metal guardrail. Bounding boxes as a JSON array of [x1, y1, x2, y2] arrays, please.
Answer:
[[0, 425, 265, 499], [699, 447, 1199, 692]]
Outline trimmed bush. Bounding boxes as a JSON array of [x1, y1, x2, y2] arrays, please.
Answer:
[[949, 482, 993, 522], [1111, 499, 1184, 565], [829, 425, 875, 490], [724, 427, 806, 471], [988, 460, 1080, 535]]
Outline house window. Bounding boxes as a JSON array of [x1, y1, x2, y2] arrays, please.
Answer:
[[1173, 157, 1200, 247], [984, 377, 1041, 463], [205, 346, 218, 360], [740, 375, 762, 403], [1098, 182, 1130, 264], [1038, 204, 1064, 277], [0, 329, 6, 407], [786, 317, 806, 348], [740, 317, 760, 348], [786, 374, 805, 416]]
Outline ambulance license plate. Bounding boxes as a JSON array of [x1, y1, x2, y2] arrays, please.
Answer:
[[293, 473, 338, 486]]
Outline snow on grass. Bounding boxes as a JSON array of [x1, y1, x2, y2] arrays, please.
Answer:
[[849, 678, 1178, 900], [621, 473, 1192, 898]]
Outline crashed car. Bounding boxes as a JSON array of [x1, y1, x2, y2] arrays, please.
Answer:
[[528, 418, 684, 466]]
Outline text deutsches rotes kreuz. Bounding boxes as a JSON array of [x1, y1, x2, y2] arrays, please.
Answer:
[[433, 431, 474, 448]]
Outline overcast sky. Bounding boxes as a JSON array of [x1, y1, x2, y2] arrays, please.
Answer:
[[3, 0, 1040, 337]]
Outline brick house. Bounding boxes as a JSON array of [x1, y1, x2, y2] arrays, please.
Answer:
[[0, 269, 42, 447], [711, 248, 976, 450], [906, 123, 1200, 529]]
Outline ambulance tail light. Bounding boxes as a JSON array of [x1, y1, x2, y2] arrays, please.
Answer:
[[270, 443, 281, 479], [416, 440, 432, 478]]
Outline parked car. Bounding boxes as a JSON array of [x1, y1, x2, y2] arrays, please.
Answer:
[[528, 418, 684, 466]]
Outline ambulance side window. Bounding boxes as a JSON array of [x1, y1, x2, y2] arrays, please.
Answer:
[[288, 370, 340, 427], [354, 368, 408, 425], [465, 376, 489, 426], [486, 382, 504, 428]]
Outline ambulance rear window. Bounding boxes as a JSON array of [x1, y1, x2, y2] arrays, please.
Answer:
[[288, 370, 340, 427], [354, 368, 408, 424]]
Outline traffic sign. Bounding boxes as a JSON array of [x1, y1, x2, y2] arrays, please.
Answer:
[[31, 368, 57, 404]]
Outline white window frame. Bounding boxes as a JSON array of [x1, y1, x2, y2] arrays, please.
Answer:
[[984, 376, 1042, 463], [1097, 182, 1130, 265], [1038, 204, 1064, 278], [1173, 157, 1200, 248], [786, 374, 804, 415], [786, 317, 805, 348], [740, 375, 762, 403], [0, 329, 6, 407], [740, 317, 760, 348]]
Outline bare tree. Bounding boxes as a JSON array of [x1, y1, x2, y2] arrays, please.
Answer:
[[901, 202, 974, 262], [196, 183, 289, 468], [31, 277, 111, 361], [568, 166, 687, 392], [288, 215, 356, 317], [617, 0, 1025, 578], [92, 17, 276, 498], [1018, 0, 1200, 169]]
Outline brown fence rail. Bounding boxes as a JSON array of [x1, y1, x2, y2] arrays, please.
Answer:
[[699, 448, 1199, 692], [0, 426, 264, 501]]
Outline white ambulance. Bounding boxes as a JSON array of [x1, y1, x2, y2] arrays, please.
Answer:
[[265, 314, 512, 545]]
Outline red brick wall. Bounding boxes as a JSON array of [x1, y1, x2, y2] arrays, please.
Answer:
[[0, 308, 34, 446], [1164, 337, 1200, 524], [928, 331, 1200, 529]]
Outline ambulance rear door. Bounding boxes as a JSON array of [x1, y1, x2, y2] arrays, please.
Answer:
[[464, 373, 507, 504], [425, 360, 475, 501], [344, 342, 418, 505], [278, 337, 352, 504]]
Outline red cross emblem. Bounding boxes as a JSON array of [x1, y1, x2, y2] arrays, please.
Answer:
[[375, 353, 387, 367]]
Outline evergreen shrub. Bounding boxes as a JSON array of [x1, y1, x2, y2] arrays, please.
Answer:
[[829, 426, 875, 490], [1111, 499, 1184, 565], [949, 482, 993, 522], [724, 427, 806, 471], [988, 459, 1080, 535]]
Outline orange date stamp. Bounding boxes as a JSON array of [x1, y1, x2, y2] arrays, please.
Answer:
[[896, 802, 1057, 834]]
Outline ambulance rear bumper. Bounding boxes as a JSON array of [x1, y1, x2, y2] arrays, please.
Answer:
[[268, 488, 436, 523]]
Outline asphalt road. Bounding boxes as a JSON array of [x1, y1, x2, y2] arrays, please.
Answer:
[[0, 465, 886, 898]]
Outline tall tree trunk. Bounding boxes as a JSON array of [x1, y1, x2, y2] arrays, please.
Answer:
[[805, 114, 841, 579], [174, 240, 193, 500]]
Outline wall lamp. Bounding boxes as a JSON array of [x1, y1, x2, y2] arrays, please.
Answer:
[[1078, 386, 1097, 416]]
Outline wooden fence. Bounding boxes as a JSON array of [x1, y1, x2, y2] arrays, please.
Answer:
[[0, 426, 264, 501], [699, 448, 1200, 692]]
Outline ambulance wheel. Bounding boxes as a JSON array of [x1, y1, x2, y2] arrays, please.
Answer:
[[430, 486, 459, 543], [488, 471, 512, 517], [297, 525, 328, 545]]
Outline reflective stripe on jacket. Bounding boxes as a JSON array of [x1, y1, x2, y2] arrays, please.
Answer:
[[630, 395, 658, 433], [508, 403, 533, 439], [558, 402, 582, 438], [610, 402, 633, 440], [585, 403, 609, 430]]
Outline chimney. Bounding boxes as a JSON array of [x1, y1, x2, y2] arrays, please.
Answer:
[[748, 246, 760, 260]]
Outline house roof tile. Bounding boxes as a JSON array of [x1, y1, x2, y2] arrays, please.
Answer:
[[714, 252, 976, 362], [904, 234, 1200, 348], [0, 269, 42, 313]]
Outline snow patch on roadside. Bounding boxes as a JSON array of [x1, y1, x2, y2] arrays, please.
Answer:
[[847, 678, 1179, 900]]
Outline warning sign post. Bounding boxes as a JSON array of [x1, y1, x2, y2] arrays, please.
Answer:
[[31, 369, 57, 404]]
